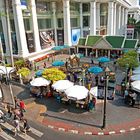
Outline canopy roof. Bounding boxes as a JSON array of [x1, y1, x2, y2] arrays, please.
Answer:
[[123, 39, 138, 49]]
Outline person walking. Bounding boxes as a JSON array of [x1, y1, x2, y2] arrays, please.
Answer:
[[23, 119, 31, 134], [7, 104, 12, 118], [13, 116, 20, 136], [19, 99, 26, 112]]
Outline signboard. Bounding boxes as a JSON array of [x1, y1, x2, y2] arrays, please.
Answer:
[[71, 28, 81, 45], [126, 28, 134, 39], [21, 0, 27, 9]]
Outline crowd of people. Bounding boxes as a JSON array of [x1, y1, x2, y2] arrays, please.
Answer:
[[0, 97, 31, 136]]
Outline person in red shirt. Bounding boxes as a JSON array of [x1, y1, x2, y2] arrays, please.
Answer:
[[19, 99, 26, 112]]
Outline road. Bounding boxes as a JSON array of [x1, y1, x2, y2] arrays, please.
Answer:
[[1, 118, 140, 140]]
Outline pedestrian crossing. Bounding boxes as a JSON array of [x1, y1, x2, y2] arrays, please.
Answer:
[[0, 121, 44, 140]]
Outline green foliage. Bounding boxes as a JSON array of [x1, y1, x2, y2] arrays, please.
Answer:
[[15, 59, 25, 69], [117, 50, 139, 69], [42, 68, 66, 82], [17, 67, 31, 78], [128, 17, 136, 25], [5, 64, 12, 67]]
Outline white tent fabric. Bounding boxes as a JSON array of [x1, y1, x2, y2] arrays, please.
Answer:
[[30, 77, 51, 87], [65, 85, 89, 100], [133, 69, 140, 74], [131, 75, 140, 81], [89, 87, 98, 97], [131, 80, 140, 92], [0, 66, 15, 75], [52, 80, 74, 92]]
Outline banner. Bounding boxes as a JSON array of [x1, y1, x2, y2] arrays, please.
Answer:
[[71, 28, 81, 45]]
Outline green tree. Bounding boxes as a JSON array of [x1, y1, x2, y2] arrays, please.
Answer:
[[117, 50, 139, 69]]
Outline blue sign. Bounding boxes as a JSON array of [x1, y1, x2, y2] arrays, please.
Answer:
[[71, 29, 81, 45], [21, 0, 27, 9]]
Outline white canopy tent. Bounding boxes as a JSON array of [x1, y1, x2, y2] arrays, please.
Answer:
[[89, 87, 98, 97], [65, 85, 89, 100], [30, 77, 51, 87], [131, 80, 140, 92], [52, 80, 74, 92], [131, 75, 140, 81], [0, 66, 15, 75]]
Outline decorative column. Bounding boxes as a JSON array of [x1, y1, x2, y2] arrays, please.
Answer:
[[63, 0, 72, 46], [96, 2, 100, 35], [85, 48, 88, 57], [52, 2, 57, 46], [90, 1, 96, 35], [124, 8, 128, 26], [108, 50, 110, 58], [12, 0, 29, 57], [107, 1, 114, 35], [95, 49, 98, 58], [113, 3, 117, 35], [80, 3, 83, 37], [30, 0, 41, 51], [116, 5, 121, 35], [0, 0, 9, 56]]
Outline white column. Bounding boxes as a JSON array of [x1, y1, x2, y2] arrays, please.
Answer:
[[116, 5, 121, 35], [63, 0, 72, 46], [80, 3, 83, 37], [121, 7, 125, 26], [30, 0, 41, 51], [124, 8, 128, 26], [95, 49, 98, 58], [0, 0, 9, 56], [96, 2, 100, 34], [85, 48, 88, 56], [108, 50, 110, 58], [113, 3, 117, 35], [107, 1, 114, 35], [90, 1, 96, 35], [12, 0, 29, 57], [52, 2, 57, 46]]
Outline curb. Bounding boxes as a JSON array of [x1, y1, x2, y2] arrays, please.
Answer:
[[45, 124, 140, 135], [41, 119, 140, 136]]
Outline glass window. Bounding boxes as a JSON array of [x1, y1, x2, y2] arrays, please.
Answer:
[[82, 3, 90, 13], [57, 18, 63, 28], [24, 18, 30, 31], [10, 19, 15, 31], [71, 18, 78, 27], [70, 2, 79, 12], [38, 19, 52, 29], [36, 0, 51, 13], [83, 16, 89, 27]]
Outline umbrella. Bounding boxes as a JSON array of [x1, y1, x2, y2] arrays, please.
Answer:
[[52, 80, 74, 92], [133, 69, 140, 74], [30, 77, 51, 87], [131, 75, 140, 81], [90, 86, 98, 97], [35, 69, 44, 77], [0, 66, 15, 75], [52, 60, 65, 66], [88, 66, 103, 74], [131, 80, 140, 92], [52, 46, 64, 51], [98, 57, 110, 63], [65, 85, 89, 100]]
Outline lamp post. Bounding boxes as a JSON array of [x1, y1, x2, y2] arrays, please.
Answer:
[[102, 66, 110, 129]]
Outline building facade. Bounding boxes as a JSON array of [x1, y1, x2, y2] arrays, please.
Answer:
[[0, 0, 139, 64]]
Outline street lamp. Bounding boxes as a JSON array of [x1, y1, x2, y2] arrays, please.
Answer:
[[102, 66, 111, 129]]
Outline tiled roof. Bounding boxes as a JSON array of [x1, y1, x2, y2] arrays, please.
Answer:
[[105, 36, 125, 48], [85, 35, 102, 46], [77, 38, 86, 45], [123, 39, 137, 49]]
